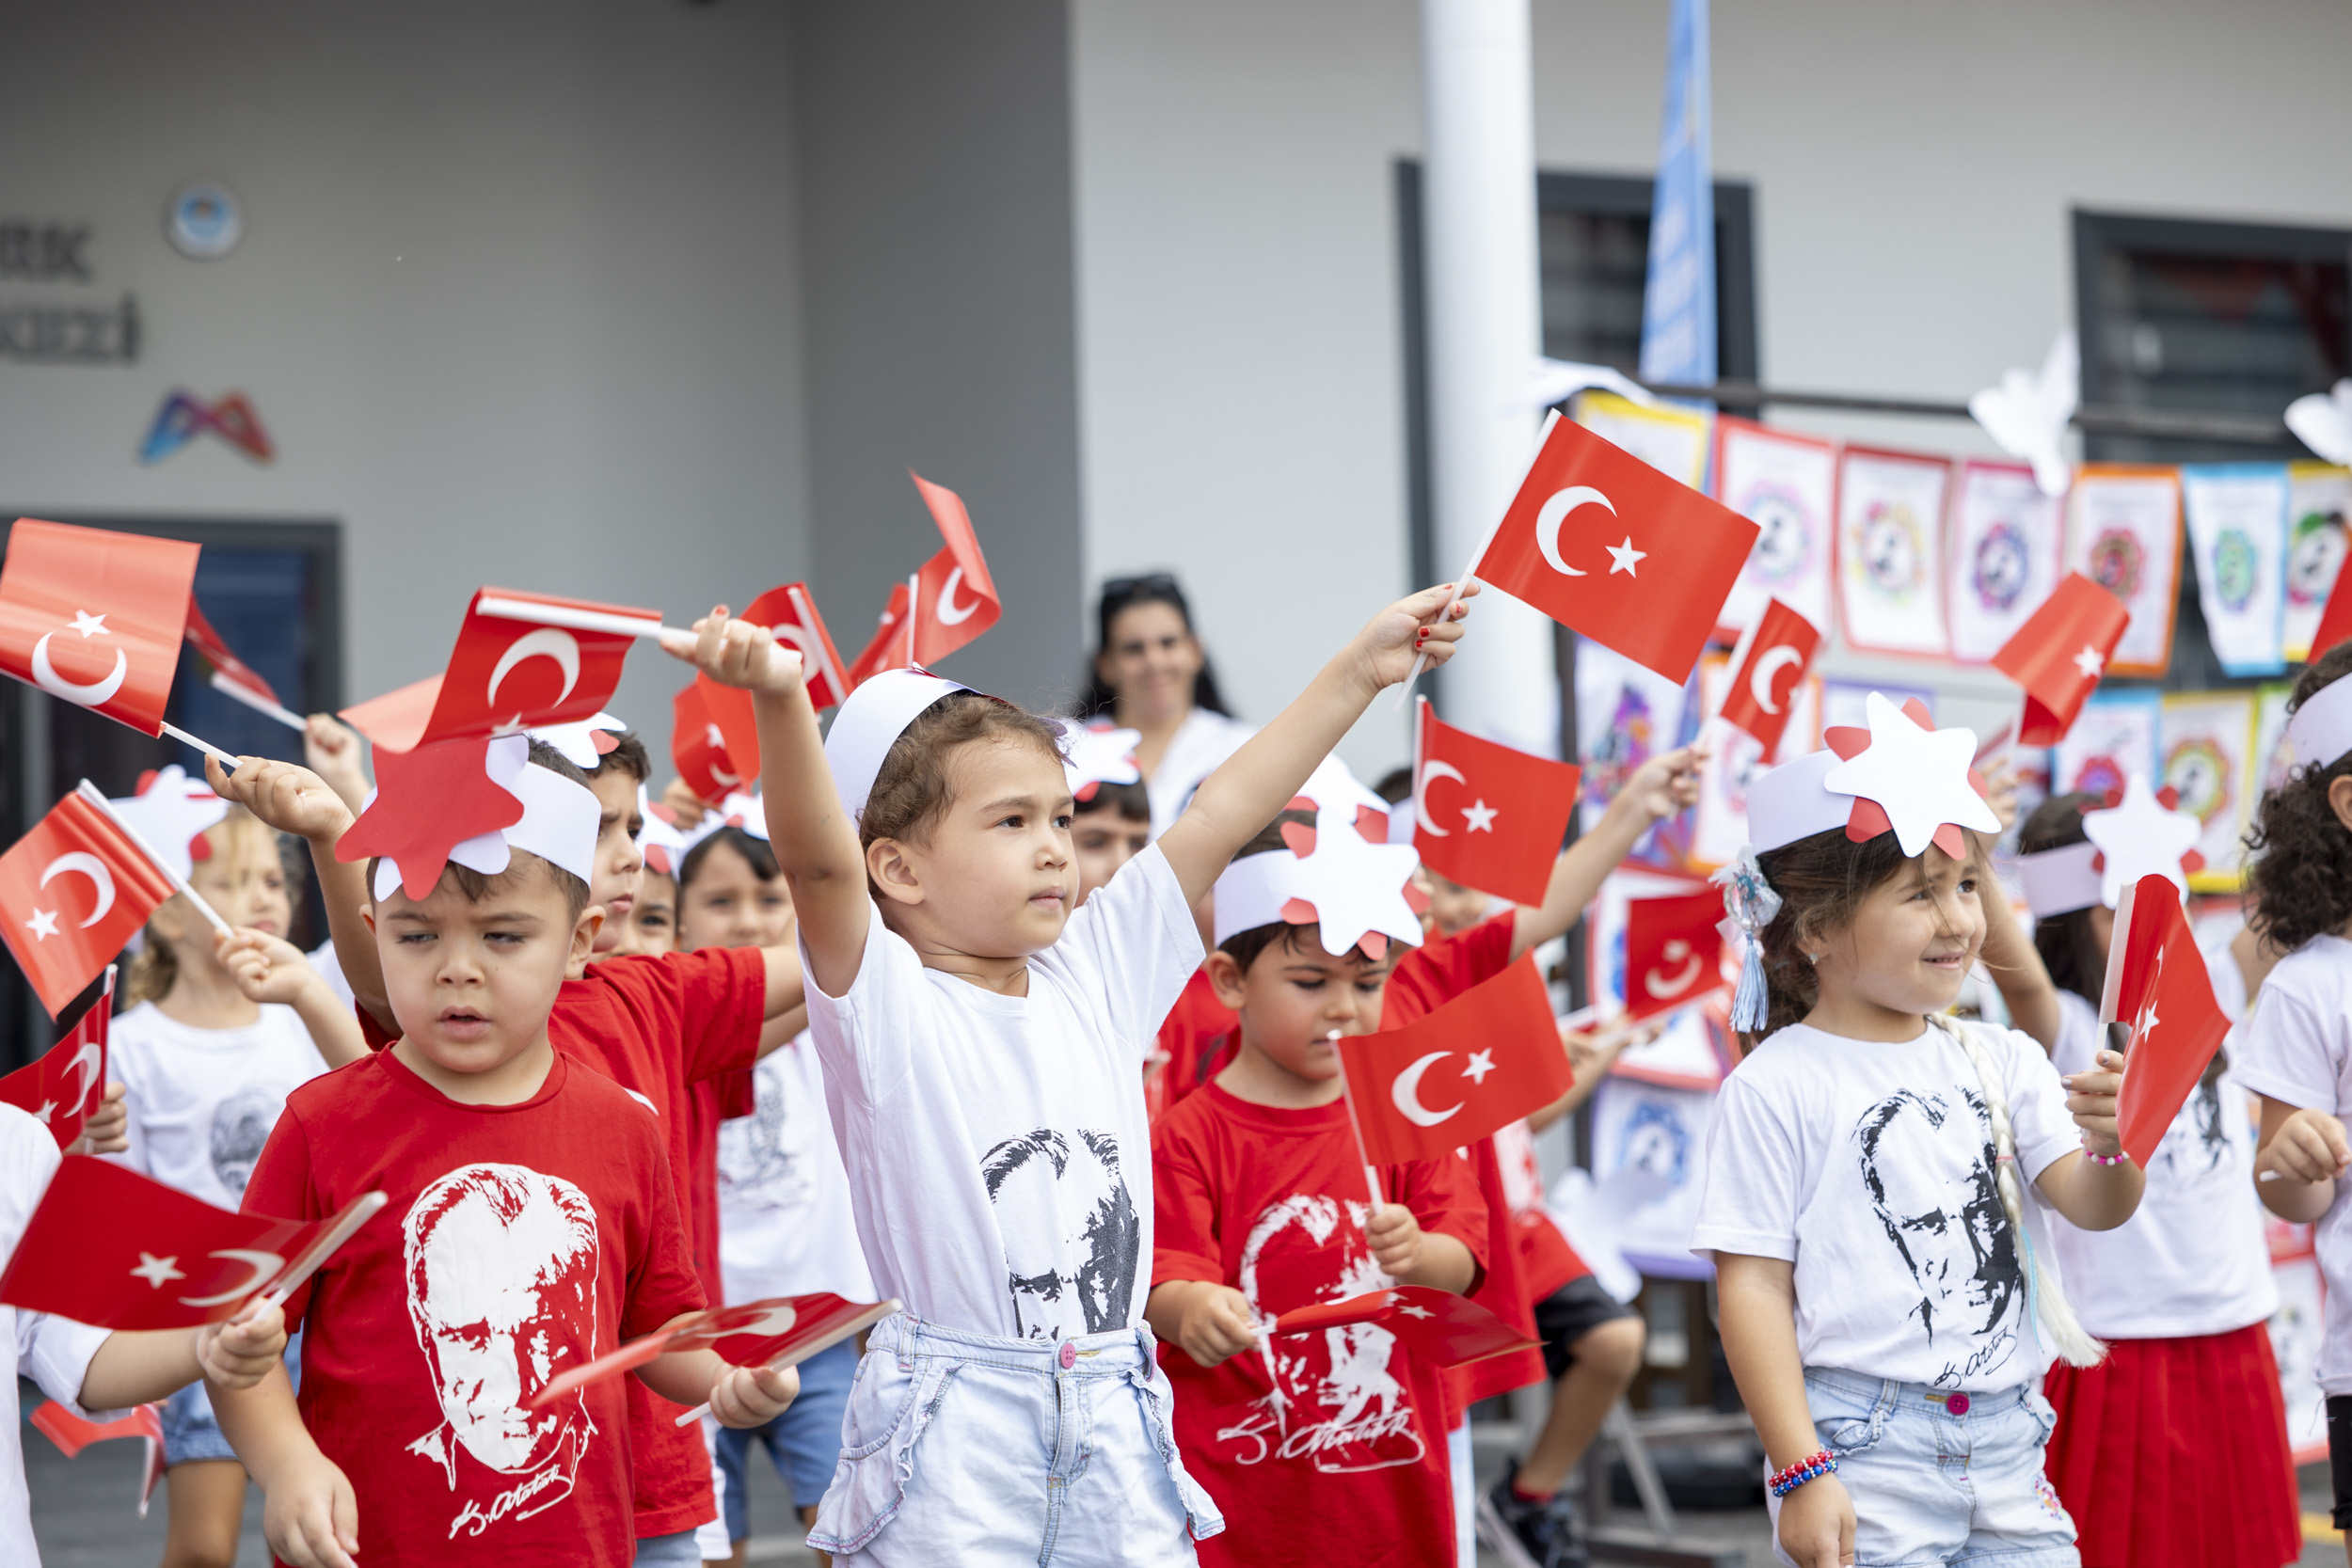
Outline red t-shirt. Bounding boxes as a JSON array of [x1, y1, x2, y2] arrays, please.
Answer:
[[1383, 911, 1549, 1408], [244, 1049, 707, 1567], [1152, 1081, 1488, 1568], [1149, 967, 1238, 1122]]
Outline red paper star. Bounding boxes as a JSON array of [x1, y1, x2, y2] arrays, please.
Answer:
[[336, 736, 523, 899]]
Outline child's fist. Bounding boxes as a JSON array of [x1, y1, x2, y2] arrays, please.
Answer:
[[1350, 582, 1480, 691], [72, 1081, 128, 1156], [1979, 755, 2022, 832], [1366, 1202, 1430, 1279], [1610, 744, 1705, 829], [2059, 1050, 2125, 1155], [666, 607, 805, 697], [1774, 1472, 1856, 1568], [709, 1359, 801, 1429], [660, 776, 713, 827], [208, 757, 356, 844], [1174, 1284, 1258, 1370], [302, 716, 372, 814], [262, 1454, 359, 1568], [2263, 1106, 2352, 1186], [197, 1298, 289, 1388], [219, 929, 320, 1006]]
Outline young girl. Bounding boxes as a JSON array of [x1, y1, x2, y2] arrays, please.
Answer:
[[1692, 696, 2142, 1568], [2234, 641, 2352, 1560], [105, 795, 363, 1568], [675, 581, 1471, 1566], [2011, 793, 2296, 1568]]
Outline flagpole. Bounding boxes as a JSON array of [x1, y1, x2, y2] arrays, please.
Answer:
[[206, 672, 307, 732], [254, 1191, 389, 1313], [904, 572, 920, 670], [158, 722, 241, 768], [74, 781, 234, 940], [472, 596, 686, 642], [1327, 1030, 1386, 1214]]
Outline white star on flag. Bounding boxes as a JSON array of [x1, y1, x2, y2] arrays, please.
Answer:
[[71, 610, 107, 639], [131, 1253, 185, 1289], [1395, 1303, 1435, 1320], [30, 1101, 54, 1125], [2082, 773, 2201, 910], [2072, 644, 2105, 682], [23, 909, 57, 942], [1820, 693, 2002, 859], [1461, 799, 1499, 833], [1606, 537, 1646, 576], [1463, 1049, 1496, 1085]]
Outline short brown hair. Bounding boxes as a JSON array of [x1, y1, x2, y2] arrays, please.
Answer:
[[587, 729, 650, 784], [1073, 778, 1151, 824], [367, 850, 592, 925], [860, 693, 1069, 849]]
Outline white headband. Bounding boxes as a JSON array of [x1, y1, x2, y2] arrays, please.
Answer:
[[108, 766, 229, 884], [1060, 724, 1142, 798], [2287, 671, 2352, 773], [367, 736, 602, 901], [823, 668, 972, 819], [636, 784, 693, 878], [2016, 841, 2103, 918], [1211, 785, 1424, 958], [532, 710, 628, 770]]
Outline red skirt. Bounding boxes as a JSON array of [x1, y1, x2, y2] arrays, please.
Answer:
[[2042, 1321, 2302, 1568]]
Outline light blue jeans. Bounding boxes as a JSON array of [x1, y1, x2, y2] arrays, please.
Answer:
[[1769, 1368, 2077, 1567], [809, 1312, 1222, 1565]]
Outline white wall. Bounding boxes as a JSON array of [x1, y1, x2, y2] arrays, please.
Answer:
[[0, 0, 810, 736]]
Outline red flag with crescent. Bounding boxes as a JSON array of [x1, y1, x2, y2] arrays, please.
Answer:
[[1716, 597, 1821, 755], [529, 1292, 899, 1410], [2099, 873, 2233, 1167], [1472, 419, 1758, 683], [672, 681, 749, 804], [0, 519, 199, 737], [1275, 1285, 1538, 1370], [1621, 889, 1728, 1022], [1410, 698, 1580, 907], [1334, 957, 1570, 1165], [1992, 572, 2130, 746], [340, 587, 657, 753], [0, 969, 112, 1148], [844, 579, 914, 689], [688, 581, 855, 794], [183, 594, 284, 708], [909, 472, 1000, 667], [0, 794, 176, 1017]]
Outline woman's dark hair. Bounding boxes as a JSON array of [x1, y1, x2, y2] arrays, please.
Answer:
[[677, 826, 779, 892], [2016, 794, 2109, 1004], [2248, 640, 2352, 953], [1080, 573, 1232, 720]]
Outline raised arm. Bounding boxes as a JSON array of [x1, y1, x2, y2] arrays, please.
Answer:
[[1977, 883, 2061, 1054], [1158, 584, 1474, 906], [1509, 744, 1702, 963], [208, 757, 391, 1035]]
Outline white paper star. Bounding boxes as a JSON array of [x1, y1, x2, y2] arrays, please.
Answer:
[[23, 909, 56, 942], [2072, 644, 2105, 682], [2081, 773, 2201, 909], [1820, 693, 2002, 859], [130, 1252, 185, 1289], [71, 610, 108, 639], [1606, 537, 1646, 576], [1285, 799, 1426, 958], [1059, 724, 1143, 795], [106, 766, 228, 884], [30, 1101, 54, 1125], [1461, 799, 1498, 833], [1967, 329, 2078, 499], [1463, 1050, 1496, 1085]]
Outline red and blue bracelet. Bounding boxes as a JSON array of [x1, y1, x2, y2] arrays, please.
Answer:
[[1769, 1449, 1838, 1498]]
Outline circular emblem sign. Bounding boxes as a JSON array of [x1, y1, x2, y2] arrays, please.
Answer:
[[167, 182, 243, 260]]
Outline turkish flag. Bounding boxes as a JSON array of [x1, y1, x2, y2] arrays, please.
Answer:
[[1717, 597, 1822, 755], [1335, 957, 1570, 1164], [0, 519, 199, 737], [1411, 698, 1580, 907], [530, 1292, 899, 1411], [747, 582, 851, 712], [0, 970, 112, 1148], [1275, 1285, 1538, 1370], [1473, 418, 1758, 683], [908, 473, 1000, 667], [340, 587, 656, 753], [1992, 572, 2130, 746], [2097, 872, 2232, 1167], [2312, 549, 2352, 662], [845, 579, 914, 689], [0, 1157, 382, 1331], [182, 595, 283, 709], [0, 794, 176, 1017], [29, 1399, 167, 1514], [672, 682, 750, 804], [1622, 890, 1728, 1022]]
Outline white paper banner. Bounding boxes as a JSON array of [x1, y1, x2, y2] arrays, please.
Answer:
[[2065, 467, 2182, 676], [2183, 464, 2289, 677], [1571, 389, 1710, 487], [1712, 419, 1836, 638], [2157, 690, 2257, 890], [1947, 458, 2064, 664], [2284, 464, 2352, 662], [1587, 1078, 1716, 1280], [1575, 640, 1692, 837], [2051, 690, 2160, 800], [1836, 448, 1952, 656]]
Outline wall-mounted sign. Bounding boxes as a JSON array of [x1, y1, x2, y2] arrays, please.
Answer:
[[0, 224, 92, 282], [139, 390, 274, 464], [166, 182, 242, 260], [0, 295, 139, 365]]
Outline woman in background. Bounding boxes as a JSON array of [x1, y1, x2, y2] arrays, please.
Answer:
[[1082, 573, 1254, 839]]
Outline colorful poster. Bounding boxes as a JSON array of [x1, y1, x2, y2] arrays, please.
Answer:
[[2157, 691, 2257, 891], [2284, 464, 2352, 662], [1947, 458, 2064, 664], [2065, 466, 2182, 678], [1573, 637, 1692, 845], [1821, 679, 1933, 734], [1587, 1077, 1715, 1279], [2182, 465, 2289, 677], [2254, 681, 2296, 797], [1570, 389, 1710, 489], [1710, 418, 1836, 638], [2050, 689, 2160, 800], [1691, 654, 1820, 870], [1836, 447, 1952, 656]]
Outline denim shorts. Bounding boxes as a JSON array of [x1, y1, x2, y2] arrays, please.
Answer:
[[161, 1331, 301, 1468], [809, 1312, 1223, 1565], [1767, 1368, 2076, 1568], [716, 1336, 860, 1534], [631, 1529, 700, 1564]]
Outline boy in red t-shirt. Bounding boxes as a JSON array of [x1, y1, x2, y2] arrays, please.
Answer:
[[212, 746, 797, 1568], [1147, 809, 1489, 1568]]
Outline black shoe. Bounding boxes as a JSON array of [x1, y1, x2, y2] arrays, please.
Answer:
[[1477, 1461, 1587, 1568]]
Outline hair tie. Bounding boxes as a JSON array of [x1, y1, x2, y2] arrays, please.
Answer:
[[1710, 846, 1783, 1032]]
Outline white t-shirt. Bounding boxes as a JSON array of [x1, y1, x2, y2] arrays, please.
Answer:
[[716, 1036, 876, 1305], [1136, 709, 1256, 840], [108, 1001, 330, 1209], [2230, 935, 2352, 1394], [0, 1102, 120, 1566], [1692, 1018, 2080, 1391], [803, 845, 1200, 1340], [2045, 990, 2275, 1338]]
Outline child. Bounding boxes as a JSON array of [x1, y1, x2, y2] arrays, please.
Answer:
[[1148, 804, 1488, 1567], [675, 579, 1472, 1563], [103, 783, 364, 1568], [2234, 641, 2352, 1560], [2007, 790, 2296, 1567], [1691, 697, 2142, 1568], [209, 739, 798, 1568], [687, 823, 874, 1568], [1073, 780, 1153, 905]]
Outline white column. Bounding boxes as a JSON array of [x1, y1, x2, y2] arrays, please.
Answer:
[[1420, 0, 1559, 757]]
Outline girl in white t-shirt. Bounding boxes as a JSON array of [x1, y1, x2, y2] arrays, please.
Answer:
[[1692, 696, 2142, 1568], [2010, 793, 2296, 1568], [106, 803, 363, 1568], [2235, 641, 2352, 1560]]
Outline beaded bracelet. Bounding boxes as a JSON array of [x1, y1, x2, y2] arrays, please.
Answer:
[[1768, 1449, 1838, 1498], [2081, 1145, 2129, 1166]]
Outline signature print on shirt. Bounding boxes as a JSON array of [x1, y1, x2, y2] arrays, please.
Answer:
[[979, 1128, 1139, 1340], [402, 1163, 601, 1540], [1853, 1088, 2023, 1386], [209, 1087, 283, 1197]]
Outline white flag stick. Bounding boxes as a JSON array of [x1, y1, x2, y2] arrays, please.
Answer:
[[904, 572, 920, 671], [1327, 1030, 1385, 1214], [206, 672, 307, 732], [74, 781, 233, 938], [669, 1298, 901, 1425], [257, 1191, 389, 1310], [472, 596, 684, 642], [159, 722, 241, 768]]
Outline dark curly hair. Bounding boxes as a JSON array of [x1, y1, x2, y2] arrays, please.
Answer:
[[2016, 793, 2109, 1004], [2247, 641, 2352, 953]]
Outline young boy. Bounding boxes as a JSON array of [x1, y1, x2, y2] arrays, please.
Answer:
[[210, 741, 796, 1568], [1147, 807, 1489, 1567]]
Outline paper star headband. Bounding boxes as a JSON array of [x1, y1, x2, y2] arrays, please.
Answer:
[[2014, 774, 2201, 917], [637, 787, 694, 878], [823, 668, 972, 820], [1746, 693, 2003, 860], [108, 766, 229, 883], [532, 710, 628, 770], [1212, 773, 1427, 959], [339, 735, 602, 901], [1060, 725, 1142, 800], [2286, 668, 2352, 776]]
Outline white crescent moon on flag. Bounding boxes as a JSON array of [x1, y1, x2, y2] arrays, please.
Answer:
[[1748, 645, 1804, 717], [68, 1039, 103, 1110], [700, 1304, 797, 1345], [1391, 1052, 1465, 1127], [40, 853, 116, 927], [935, 567, 981, 626], [177, 1248, 287, 1307], [1413, 760, 1465, 838], [770, 623, 830, 685], [487, 628, 581, 710], [1643, 942, 1703, 1000], [1534, 487, 1613, 578], [30, 633, 127, 706]]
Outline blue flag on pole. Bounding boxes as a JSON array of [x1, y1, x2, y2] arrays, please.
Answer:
[[1638, 0, 1714, 388]]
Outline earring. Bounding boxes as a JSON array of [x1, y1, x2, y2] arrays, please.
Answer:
[[1805, 951, 1821, 965]]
